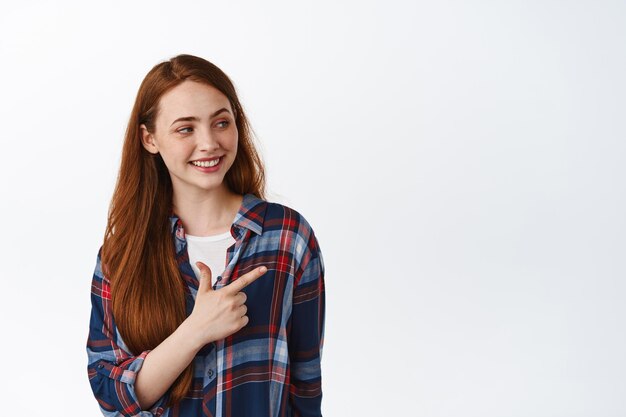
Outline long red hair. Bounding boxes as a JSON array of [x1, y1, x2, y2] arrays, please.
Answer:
[[101, 54, 265, 406]]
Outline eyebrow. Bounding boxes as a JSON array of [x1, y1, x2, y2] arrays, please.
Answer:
[[170, 108, 231, 127]]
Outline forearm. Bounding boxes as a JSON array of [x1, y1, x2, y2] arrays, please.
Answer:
[[134, 319, 204, 410], [134, 261, 265, 410]]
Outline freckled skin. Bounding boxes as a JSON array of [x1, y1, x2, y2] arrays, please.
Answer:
[[140, 80, 239, 197]]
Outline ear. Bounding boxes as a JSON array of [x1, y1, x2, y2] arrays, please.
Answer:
[[140, 124, 159, 154]]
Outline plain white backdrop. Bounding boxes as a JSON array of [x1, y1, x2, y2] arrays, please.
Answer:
[[0, 0, 625, 415]]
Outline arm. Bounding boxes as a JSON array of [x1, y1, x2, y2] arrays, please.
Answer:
[[289, 232, 326, 417], [86, 249, 169, 417], [87, 249, 267, 415], [135, 261, 268, 408], [132, 320, 201, 410]]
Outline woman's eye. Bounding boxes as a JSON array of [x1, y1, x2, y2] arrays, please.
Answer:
[[178, 127, 193, 134], [216, 120, 230, 129]]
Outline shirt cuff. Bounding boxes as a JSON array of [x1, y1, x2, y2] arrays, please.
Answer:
[[91, 350, 169, 416]]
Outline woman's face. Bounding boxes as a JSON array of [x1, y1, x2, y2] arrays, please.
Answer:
[[140, 80, 238, 197]]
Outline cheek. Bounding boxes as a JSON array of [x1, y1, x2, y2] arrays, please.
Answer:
[[229, 128, 239, 151], [221, 136, 238, 155], [160, 144, 191, 168]]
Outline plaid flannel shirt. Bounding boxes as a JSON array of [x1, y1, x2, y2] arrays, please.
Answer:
[[87, 193, 325, 416]]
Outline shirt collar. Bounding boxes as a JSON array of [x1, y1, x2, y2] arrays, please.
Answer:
[[169, 192, 267, 242], [231, 192, 266, 236]]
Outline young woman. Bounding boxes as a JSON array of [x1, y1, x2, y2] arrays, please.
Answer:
[[86, 54, 325, 417]]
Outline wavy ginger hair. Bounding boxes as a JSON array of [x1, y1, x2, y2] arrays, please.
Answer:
[[101, 54, 265, 406]]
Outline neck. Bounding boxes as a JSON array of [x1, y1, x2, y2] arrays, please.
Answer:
[[172, 185, 244, 236]]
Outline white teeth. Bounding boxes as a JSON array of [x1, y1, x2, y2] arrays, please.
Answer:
[[191, 158, 220, 168]]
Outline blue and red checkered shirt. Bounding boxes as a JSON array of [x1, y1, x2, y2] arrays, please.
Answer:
[[87, 193, 325, 416]]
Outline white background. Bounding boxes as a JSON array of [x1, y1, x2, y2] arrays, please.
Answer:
[[0, 1, 625, 416]]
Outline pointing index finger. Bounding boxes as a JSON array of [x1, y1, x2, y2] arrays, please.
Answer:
[[225, 266, 267, 294]]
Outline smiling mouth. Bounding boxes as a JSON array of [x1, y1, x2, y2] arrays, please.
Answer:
[[189, 157, 221, 168]]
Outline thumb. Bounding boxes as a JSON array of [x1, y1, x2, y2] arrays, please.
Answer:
[[196, 261, 213, 292]]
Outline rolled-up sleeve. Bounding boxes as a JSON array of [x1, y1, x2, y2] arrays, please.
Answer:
[[289, 231, 326, 417], [86, 248, 168, 417]]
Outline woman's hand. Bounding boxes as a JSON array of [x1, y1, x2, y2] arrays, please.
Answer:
[[185, 261, 267, 348]]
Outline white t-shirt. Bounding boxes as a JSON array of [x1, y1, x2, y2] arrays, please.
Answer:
[[186, 231, 236, 287]]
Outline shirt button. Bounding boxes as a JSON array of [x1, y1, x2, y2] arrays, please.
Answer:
[[207, 369, 214, 377], [97, 364, 104, 369]]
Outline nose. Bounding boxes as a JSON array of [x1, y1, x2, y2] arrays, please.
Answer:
[[197, 127, 220, 151]]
